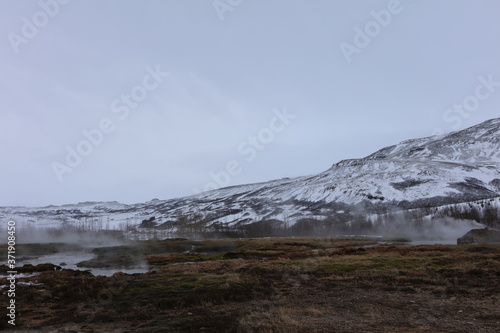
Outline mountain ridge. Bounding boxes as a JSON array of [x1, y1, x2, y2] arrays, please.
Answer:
[[2, 118, 499, 231]]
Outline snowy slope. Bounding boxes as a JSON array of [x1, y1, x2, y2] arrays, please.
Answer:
[[2, 118, 499, 229], [366, 118, 500, 162]]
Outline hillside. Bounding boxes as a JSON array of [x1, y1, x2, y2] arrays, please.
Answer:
[[2, 118, 499, 233]]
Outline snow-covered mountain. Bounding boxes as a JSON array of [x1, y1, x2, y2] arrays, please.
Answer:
[[2, 118, 500, 230]]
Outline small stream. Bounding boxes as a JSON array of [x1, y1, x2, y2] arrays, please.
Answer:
[[16, 249, 149, 277], [13, 238, 459, 277]]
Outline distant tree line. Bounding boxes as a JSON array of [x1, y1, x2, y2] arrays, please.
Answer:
[[154, 198, 500, 238], [45, 198, 498, 240]]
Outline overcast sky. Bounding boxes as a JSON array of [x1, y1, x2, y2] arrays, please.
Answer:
[[1, 0, 499, 207]]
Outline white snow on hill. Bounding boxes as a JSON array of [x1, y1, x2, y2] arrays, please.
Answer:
[[1, 118, 499, 231]]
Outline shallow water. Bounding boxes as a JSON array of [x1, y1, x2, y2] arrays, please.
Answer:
[[16, 249, 149, 277]]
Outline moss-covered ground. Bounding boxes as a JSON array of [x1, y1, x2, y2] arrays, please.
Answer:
[[1, 237, 499, 332]]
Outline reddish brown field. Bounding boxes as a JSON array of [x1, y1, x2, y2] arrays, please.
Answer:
[[1, 238, 499, 332]]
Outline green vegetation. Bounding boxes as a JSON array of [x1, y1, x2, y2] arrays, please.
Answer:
[[2, 238, 499, 332], [0, 242, 83, 261], [114, 272, 271, 308], [75, 237, 378, 268]]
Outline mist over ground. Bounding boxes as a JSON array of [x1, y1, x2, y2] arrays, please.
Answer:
[[380, 218, 485, 242], [0, 216, 488, 246], [1, 223, 127, 246]]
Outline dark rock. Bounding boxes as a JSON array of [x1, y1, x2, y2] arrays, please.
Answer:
[[457, 228, 500, 245], [139, 216, 157, 228]]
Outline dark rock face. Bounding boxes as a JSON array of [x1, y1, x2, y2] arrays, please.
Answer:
[[457, 228, 500, 245], [139, 216, 157, 228]]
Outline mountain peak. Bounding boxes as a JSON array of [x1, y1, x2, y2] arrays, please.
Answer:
[[366, 117, 500, 163]]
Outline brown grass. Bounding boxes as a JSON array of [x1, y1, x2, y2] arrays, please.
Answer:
[[2, 238, 499, 333]]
